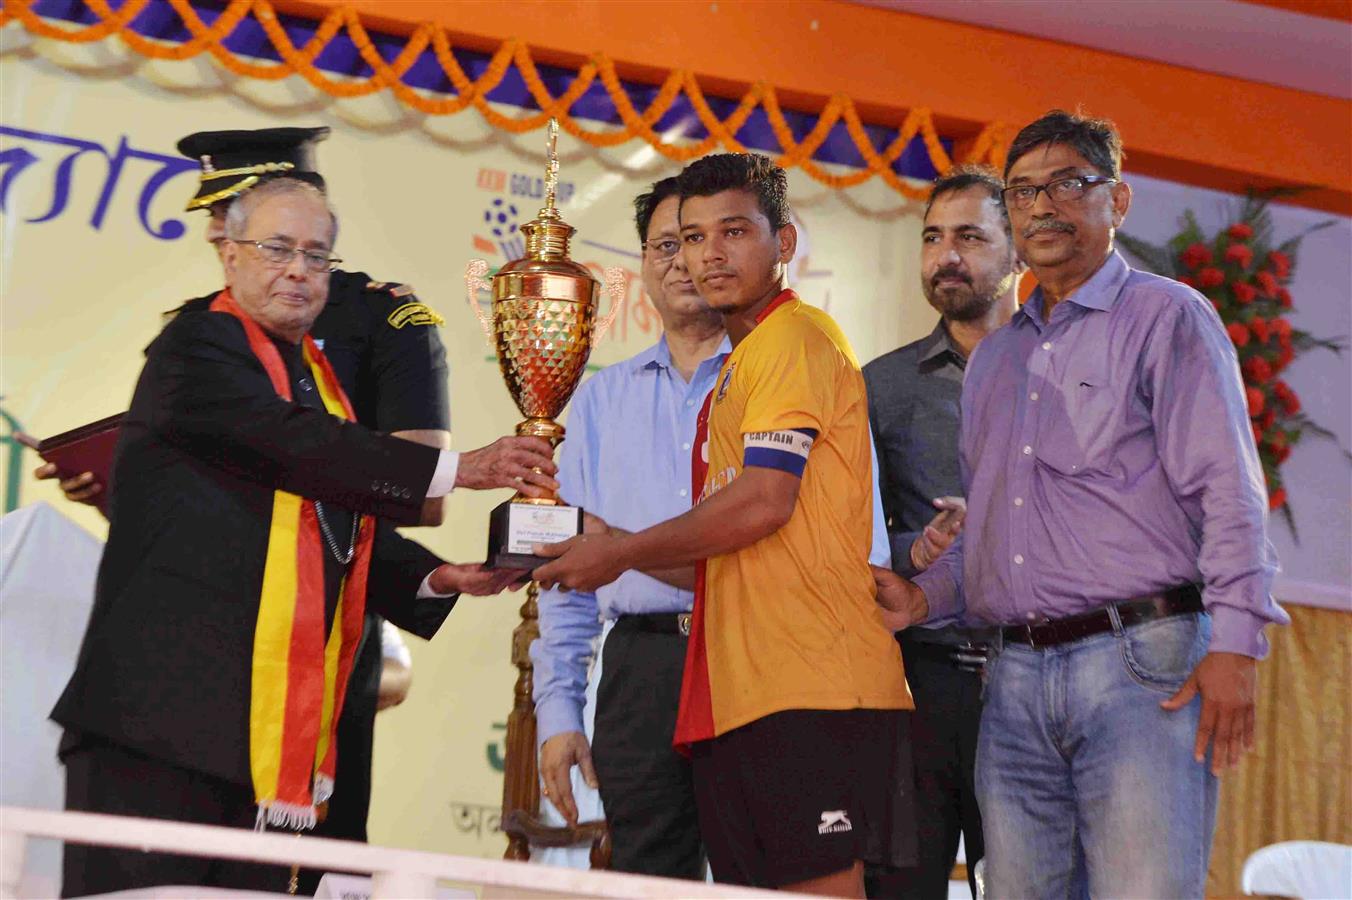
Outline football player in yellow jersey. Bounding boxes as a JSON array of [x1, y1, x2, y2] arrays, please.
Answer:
[[536, 154, 914, 896]]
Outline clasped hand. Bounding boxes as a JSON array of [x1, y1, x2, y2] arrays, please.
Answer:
[[428, 563, 530, 596], [532, 513, 619, 593], [455, 435, 559, 497], [872, 565, 929, 632]]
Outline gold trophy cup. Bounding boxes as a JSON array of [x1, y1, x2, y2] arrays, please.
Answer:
[[466, 120, 623, 569]]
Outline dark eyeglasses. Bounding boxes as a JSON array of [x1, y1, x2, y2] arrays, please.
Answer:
[[1002, 175, 1117, 211]]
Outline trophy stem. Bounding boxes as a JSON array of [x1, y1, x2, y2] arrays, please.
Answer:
[[501, 583, 540, 860], [513, 417, 565, 505], [516, 416, 565, 445]]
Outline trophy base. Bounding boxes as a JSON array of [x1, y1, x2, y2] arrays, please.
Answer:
[[487, 499, 583, 570]]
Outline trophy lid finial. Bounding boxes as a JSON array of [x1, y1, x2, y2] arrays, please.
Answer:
[[543, 118, 560, 219], [521, 118, 573, 260]]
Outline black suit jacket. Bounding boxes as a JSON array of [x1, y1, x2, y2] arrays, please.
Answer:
[[52, 306, 455, 786]]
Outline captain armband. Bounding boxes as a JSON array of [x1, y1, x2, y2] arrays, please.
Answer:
[[743, 429, 817, 477]]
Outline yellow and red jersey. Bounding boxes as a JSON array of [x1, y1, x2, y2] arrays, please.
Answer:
[[676, 290, 912, 748]]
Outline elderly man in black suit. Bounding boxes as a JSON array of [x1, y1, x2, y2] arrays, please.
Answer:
[[51, 176, 549, 897]]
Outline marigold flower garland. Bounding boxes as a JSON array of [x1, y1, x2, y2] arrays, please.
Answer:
[[1, 0, 1011, 199]]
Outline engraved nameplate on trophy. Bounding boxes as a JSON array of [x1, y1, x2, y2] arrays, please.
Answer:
[[486, 502, 585, 570]]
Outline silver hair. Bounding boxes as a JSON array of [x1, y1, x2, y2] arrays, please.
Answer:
[[223, 177, 338, 246]]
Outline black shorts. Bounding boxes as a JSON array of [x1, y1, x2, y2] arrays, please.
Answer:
[[690, 708, 917, 888]]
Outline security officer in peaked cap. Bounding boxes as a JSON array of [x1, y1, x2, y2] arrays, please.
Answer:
[[175, 127, 453, 487]]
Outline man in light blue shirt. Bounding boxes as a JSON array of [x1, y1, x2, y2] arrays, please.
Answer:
[[531, 177, 728, 879]]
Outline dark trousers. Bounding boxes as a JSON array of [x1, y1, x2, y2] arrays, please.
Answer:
[[590, 617, 704, 880], [866, 636, 985, 899], [61, 736, 289, 897]]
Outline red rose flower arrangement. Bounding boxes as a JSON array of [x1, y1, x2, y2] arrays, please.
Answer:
[[1119, 194, 1344, 526]]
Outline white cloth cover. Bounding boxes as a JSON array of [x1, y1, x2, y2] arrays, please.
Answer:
[[1241, 841, 1352, 899], [0, 502, 104, 897], [379, 619, 411, 667]]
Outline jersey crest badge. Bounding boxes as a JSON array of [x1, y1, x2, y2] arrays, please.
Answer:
[[715, 363, 736, 403]]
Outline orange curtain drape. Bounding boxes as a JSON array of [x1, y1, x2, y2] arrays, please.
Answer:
[[1207, 603, 1352, 897]]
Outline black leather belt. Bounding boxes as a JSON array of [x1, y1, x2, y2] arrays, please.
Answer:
[[1001, 585, 1203, 649], [619, 612, 692, 637]]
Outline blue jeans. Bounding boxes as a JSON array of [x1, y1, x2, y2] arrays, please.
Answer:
[[976, 611, 1219, 899]]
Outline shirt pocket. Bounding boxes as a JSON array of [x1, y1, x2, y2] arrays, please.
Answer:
[[1033, 363, 1117, 476]]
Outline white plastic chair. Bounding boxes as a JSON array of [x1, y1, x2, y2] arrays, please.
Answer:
[[1241, 841, 1352, 899]]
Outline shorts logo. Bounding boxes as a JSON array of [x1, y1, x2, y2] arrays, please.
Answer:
[[715, 364, 736, 402], [817, 810, 852, 835]]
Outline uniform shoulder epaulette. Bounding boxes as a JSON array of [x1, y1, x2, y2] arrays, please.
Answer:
[[365, 280, 417, 298], [365, 280, 446, 329]]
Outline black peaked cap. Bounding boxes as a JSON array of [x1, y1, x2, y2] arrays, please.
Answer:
[[176, 126, 330, 211]]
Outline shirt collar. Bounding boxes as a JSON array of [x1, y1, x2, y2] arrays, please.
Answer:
[[633, 334, 731, 373], [755, 288, 798, 324], [1015, 250, 1131, 326], [632, 336, 670, 372], [917, 319, 963, 366]]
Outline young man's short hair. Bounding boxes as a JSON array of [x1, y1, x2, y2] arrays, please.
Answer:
[[677, 153, 792, 231]]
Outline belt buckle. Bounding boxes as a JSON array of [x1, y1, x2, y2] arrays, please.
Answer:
[[1022, 624, 1038, 649], [677, 613, 692, 637], [951, 641, 989, 672]]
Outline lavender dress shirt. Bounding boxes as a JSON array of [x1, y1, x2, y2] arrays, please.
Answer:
[[914, 251, 1287, 658]]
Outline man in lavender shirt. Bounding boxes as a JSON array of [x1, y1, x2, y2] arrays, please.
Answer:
[[876, 110, 1288, 898]]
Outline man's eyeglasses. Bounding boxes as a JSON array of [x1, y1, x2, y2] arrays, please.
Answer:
[[231, 239, 342, 273], [642, 237, 681, 264], [1001, 175, 1117, 211]]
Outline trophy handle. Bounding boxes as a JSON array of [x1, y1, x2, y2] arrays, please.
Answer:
[[593, 266, 627, 348], [464, 259, 496, 347]]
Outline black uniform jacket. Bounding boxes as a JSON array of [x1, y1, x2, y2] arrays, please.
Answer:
[[51, 303, 453, 787]]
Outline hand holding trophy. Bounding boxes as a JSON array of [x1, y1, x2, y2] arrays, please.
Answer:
[[466, 119, 624, 569]]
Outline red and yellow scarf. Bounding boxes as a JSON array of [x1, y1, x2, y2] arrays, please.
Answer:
[[210, 290, 375, 830]]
